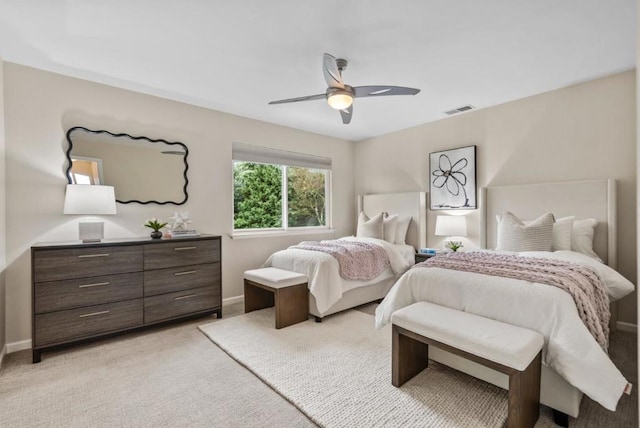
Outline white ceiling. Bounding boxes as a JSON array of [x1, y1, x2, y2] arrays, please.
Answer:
[[0, 1, 635, 141]]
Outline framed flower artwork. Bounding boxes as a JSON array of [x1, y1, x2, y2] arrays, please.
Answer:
[[429, 145, 477, 210]]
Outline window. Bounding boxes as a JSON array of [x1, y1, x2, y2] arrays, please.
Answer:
[[287, 166, 326, 227], [69, 157, 103, 185], [233, 143, 331, 232]]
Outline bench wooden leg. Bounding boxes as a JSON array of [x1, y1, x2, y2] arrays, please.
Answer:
[[244, 280, 274, 313], [507, 351, 541, 428], [392, 325, 429, 387], [275, 283, 308, 329]]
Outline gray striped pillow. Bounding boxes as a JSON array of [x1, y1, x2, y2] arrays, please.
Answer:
[[496, 212, 554, 252]]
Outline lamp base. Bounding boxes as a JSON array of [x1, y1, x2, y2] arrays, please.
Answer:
[[79, 221, 104, 243]]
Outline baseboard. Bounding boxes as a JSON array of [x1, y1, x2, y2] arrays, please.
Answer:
[[616, 321, 637, 333], [223, 295, 244, 306], [6, 339, 32, 354]]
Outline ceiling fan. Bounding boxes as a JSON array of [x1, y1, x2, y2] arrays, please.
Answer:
[[268, 53, 421, 124]]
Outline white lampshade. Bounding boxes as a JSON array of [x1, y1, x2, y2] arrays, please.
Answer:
[[64, 185, 117, 215], [64, 185, 116, 242], [435, 215, 467, 237]]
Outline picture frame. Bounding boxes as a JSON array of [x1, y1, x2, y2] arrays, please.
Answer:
[[429, 145, 477, 210]]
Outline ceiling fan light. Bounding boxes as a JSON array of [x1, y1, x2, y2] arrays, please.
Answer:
[[327, 92, 353, 110]]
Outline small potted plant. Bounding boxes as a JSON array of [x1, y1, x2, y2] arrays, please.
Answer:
[[445, 240, 463, 252], [144, 218, 168, 239]]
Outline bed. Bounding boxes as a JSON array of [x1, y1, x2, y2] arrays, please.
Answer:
[[262, 192, 426, 320], [375, 179, 634, 419]]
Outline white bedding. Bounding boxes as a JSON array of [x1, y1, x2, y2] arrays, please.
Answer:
[[375, 250, 634, 411], [263, 237, 415, 314]]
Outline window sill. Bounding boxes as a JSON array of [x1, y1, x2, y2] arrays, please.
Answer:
[[230, 228, 337, 240]]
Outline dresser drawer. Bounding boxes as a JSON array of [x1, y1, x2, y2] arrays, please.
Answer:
[[34, 299, 143, 347], [33, 245, 143, 283], [144, 263, 220, 297], [143, 239, 220, 270], [35, 272, 143, 314], [144, 286, 221, 324]]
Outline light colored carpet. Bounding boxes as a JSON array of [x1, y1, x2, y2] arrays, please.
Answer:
[[0, 303, 315, 428], [200, 307, 639, 428], [0, 302, 635, 427], [199, 308, 510, 428]]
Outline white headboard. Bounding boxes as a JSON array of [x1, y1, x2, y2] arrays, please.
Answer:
[[358, 192, 427, 250], [481, 179, 616, 268]]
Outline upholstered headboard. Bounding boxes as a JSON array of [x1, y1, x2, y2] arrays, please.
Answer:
[[357, 192, 427, 250], [481, 179, 616, 268]]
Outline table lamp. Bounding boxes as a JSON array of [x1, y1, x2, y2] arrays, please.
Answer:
[[64, 184, 117, 242], [435, 215, 467, 251]]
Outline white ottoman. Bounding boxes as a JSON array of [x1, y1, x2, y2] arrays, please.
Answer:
[[391, 301, 544, 428], [243, 267, 308, 329]]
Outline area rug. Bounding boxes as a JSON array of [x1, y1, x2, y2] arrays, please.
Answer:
[[199, 309, 509, 428]]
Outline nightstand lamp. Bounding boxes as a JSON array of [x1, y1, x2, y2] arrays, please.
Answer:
[[435, 215, 467, 251], [64, 184, 117, 242]]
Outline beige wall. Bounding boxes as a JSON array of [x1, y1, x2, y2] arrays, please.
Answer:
[[355, 70, 637, 324], [3, 63, 355, 345], [0, 56, 6, 358]]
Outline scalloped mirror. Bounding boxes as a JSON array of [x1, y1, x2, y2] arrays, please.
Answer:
[[65, 127, 189, 205]]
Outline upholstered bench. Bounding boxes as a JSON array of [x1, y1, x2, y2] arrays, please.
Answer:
[[391, 302, 544, 428], [243, 267, 309, 329]]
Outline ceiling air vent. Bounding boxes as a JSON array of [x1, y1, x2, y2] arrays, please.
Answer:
[[444, 104, 476, 115]]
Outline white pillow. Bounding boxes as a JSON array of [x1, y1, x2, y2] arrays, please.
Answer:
[[551, 216, 574, 251], [571, 218, 602, 262], [497, 214, 574, 251], [394, 216, 411, 245], [496, 211, 554, 252], [383, 214, 398, 243], [356, 212, 384, 239]]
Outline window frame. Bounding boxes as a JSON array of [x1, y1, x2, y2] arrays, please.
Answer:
[[230, 143, 334, 239]]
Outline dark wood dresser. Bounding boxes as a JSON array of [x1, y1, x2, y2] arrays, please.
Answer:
[[31, 235, 221, 362]]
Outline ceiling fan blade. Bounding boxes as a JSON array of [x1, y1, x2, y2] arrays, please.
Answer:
[[268, 93, 326, 105], [353, 86, 420, 98], [340, 105, 353, 124], [323, 53, 345, 89]]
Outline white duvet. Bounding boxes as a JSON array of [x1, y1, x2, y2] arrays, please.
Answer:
[[263, 237, 415, 314], [375, 250, 634, 411]]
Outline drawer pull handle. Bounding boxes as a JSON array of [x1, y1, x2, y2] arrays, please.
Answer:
[[78, 253, 110, 258], [174, 270, 196, 276], [78, 282, 110, 288], [79, 310, 110, 318], [174, 294, 197, 301], [174, 246, 197, 251]]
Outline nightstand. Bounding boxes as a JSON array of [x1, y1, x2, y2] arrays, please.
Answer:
[[415, 253, 435, 264]]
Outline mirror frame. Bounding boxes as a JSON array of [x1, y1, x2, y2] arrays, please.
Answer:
[[65, 126, 190, 205]]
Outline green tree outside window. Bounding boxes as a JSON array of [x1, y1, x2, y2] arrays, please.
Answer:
[[288, 167, 325, 227], [234, 162, 282, 229], [233, 162, 327, 230]]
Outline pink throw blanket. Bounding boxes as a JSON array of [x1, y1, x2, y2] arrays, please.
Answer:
[[416, 251, 610, 351], [291, 240, 390, 281]]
